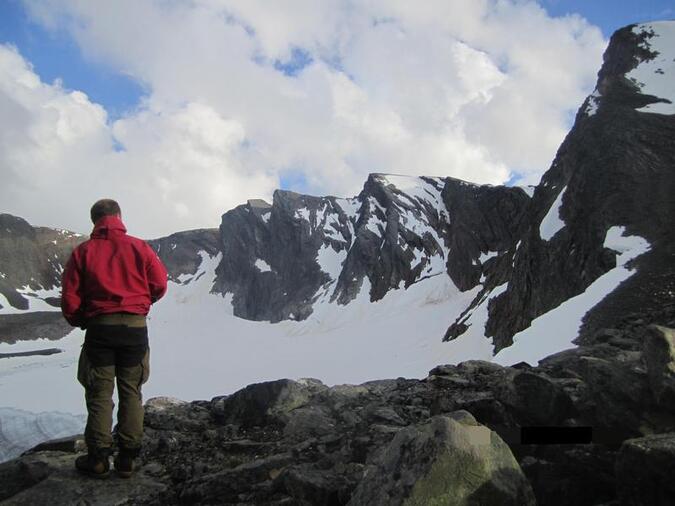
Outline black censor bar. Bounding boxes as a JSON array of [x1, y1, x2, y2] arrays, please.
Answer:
[[521, 426, 592, 445]]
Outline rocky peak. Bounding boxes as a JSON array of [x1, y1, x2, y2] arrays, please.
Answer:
[[211, 171, 527, 323], [149, 229, 220, 284], [446, 20, 675, 352], [0, 214, 83, 312]]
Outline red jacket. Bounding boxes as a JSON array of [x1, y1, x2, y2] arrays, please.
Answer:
[[61, 215, 168, 327]]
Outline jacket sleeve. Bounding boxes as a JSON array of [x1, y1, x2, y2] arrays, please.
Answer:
[[61, 250, 84, 327], [146, 245, 168, 303]]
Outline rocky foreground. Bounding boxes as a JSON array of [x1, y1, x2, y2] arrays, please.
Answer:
[[1, 320, 674, 505]]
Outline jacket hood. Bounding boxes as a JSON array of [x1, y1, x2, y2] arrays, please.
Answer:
[[91, 215, 127, 238]]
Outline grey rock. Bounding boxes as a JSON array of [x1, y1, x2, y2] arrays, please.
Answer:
[[0, 214, 84, 314], [284, 405, 337, 441], [23, 434, 85, 455], [215, 378, 326, 428], [278, 464, 360, 506], [0, 452, 167, 505], [347, 413, 535, 506], [148, 228, 220, 283], [616, 433, 675, 506], [642, 325, 675, 409], [508, 371, 575, 425], [178, 452, 294, 504], [0, 312, 73, 345]]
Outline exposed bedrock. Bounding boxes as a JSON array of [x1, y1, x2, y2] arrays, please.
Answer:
[[3, 325, 675, 505]]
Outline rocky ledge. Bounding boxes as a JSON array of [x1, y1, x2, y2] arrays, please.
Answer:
[[1, 324, 674, 506]]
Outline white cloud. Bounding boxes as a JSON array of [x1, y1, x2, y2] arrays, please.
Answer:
[[2, 0, 606, 236], [0, 45, 277, 237]]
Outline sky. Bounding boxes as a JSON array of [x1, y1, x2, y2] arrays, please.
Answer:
[[0, 0, 672, 238]]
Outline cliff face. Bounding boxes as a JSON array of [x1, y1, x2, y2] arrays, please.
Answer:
[[0, 214, 83, 312], [148, 229, 221, 283], [447, 22, 675, 351], [0, 214, 85, 344], [212, 175, 528, 323]]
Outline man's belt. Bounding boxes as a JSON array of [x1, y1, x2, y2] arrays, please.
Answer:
[[88, 313, 147, 327]]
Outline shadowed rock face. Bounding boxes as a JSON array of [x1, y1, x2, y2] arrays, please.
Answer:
[[0, 312, 73, 345], [148, 228, 221, 283], [214, 192, 332, 322], [616, 433, 675, 506], [0, 214, 84, 311], [442, 179, 530, 292], [212, 174, 531, 323]]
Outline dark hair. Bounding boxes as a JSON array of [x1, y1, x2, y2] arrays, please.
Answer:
[[90, 199, 122, 224]]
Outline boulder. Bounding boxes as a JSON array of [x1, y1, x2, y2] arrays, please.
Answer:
[[347, 412, 535, 506], [508, 370, 575, 425], [616, 433, 675, 506], [214, 378, 326, 427], [642, 325, 675, 409]]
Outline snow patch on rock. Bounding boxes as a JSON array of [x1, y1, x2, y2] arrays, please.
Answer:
[[628, 22, 675, 115], [255, 258, 272, 272], [493, 227, 651, 366], [539, 187, 566, 241]]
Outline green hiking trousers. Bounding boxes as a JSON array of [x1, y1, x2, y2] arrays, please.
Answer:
[[77, 324, 150, 451]]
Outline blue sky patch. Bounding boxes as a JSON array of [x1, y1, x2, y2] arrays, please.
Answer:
[[0, 0, 146, 119], [541, 0, 674, 37], [279, 170, 310, 193], [274, 47, 313, 77]]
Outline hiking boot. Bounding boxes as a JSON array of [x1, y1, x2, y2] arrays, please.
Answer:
[[75, 448, 111, 478], [114, 447, 140, 478]]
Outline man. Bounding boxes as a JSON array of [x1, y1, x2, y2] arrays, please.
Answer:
[[61, 199, 167, 478]]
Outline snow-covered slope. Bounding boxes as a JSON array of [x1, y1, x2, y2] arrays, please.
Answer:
[[493, 227, 651, 365], [0, 247, 495, 461]]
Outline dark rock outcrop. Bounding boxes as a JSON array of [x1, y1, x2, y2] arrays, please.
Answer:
[[616, 433, 675, 506], [642, 325, 675, 408], [468, 23, 675, 352], [213, 173, 531, 323], [442, 179, 530, 291], [3, 324, 674, 505], [149, 228, 221, 284], [0, 312, 73, 345], [0, 214, 83, 312], [214, 193, 337, 321]]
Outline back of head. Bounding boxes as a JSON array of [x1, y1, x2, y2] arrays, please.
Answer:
[[90, 199, 122, 224]]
